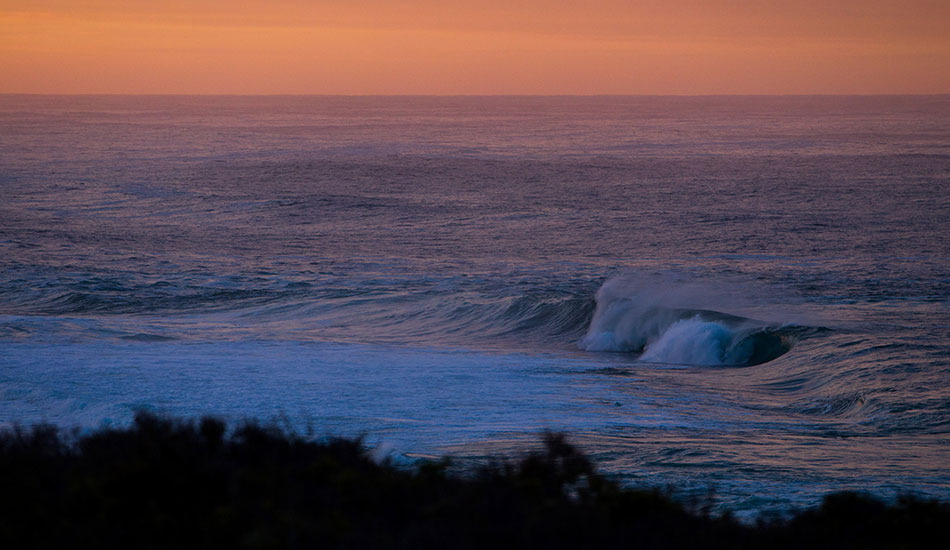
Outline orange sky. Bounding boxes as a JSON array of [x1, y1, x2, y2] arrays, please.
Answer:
[[2, 1, 948, 94]]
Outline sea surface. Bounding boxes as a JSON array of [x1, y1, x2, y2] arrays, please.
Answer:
[[1, 95, 949, 516]]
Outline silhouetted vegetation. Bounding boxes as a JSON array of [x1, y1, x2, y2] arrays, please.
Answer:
[[1, 413, 947, 549]]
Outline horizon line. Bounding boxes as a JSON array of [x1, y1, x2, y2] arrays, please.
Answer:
[[3, 92, 949, 98]]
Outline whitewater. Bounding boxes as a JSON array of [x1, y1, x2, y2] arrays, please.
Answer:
[[1, 95, 948, 516]]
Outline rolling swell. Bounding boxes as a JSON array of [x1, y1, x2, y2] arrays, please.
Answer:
[[0, 272, 598, 348], [322, 290, 596, 346]]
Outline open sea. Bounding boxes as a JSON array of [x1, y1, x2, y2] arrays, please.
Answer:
[[1, 95, 948, 516]]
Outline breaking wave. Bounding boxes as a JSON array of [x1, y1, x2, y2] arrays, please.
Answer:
[[580, 275, 810, 366]]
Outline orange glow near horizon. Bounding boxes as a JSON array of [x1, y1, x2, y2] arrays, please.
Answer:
[[2, 1, 949, 94]]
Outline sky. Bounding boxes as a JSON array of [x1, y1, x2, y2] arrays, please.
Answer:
[[1, 1, 948, 94]]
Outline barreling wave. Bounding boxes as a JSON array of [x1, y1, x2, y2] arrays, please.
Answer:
[[580, 275, 811, 366]]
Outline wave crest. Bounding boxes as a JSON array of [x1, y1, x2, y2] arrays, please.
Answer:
[[580, 275, 804, 366]]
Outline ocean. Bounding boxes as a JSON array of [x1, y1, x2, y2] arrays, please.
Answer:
[[1, 95, 948, 516]]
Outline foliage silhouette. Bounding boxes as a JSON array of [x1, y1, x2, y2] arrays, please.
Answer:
[[1, 413, 947, 549]]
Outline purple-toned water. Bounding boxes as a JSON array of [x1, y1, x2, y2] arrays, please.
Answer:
[[2, 95, 949, 516]]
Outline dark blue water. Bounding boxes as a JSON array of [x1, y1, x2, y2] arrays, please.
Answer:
[[2, 95, 949, 516]]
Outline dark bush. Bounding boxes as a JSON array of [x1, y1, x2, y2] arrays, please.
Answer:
[[1, 413, 947, 549]]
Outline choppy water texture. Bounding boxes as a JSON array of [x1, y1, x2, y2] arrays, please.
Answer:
[[2, 95, 949, 516]]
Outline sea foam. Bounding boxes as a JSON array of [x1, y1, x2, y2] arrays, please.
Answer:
[[580, 274, 798, 366]]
